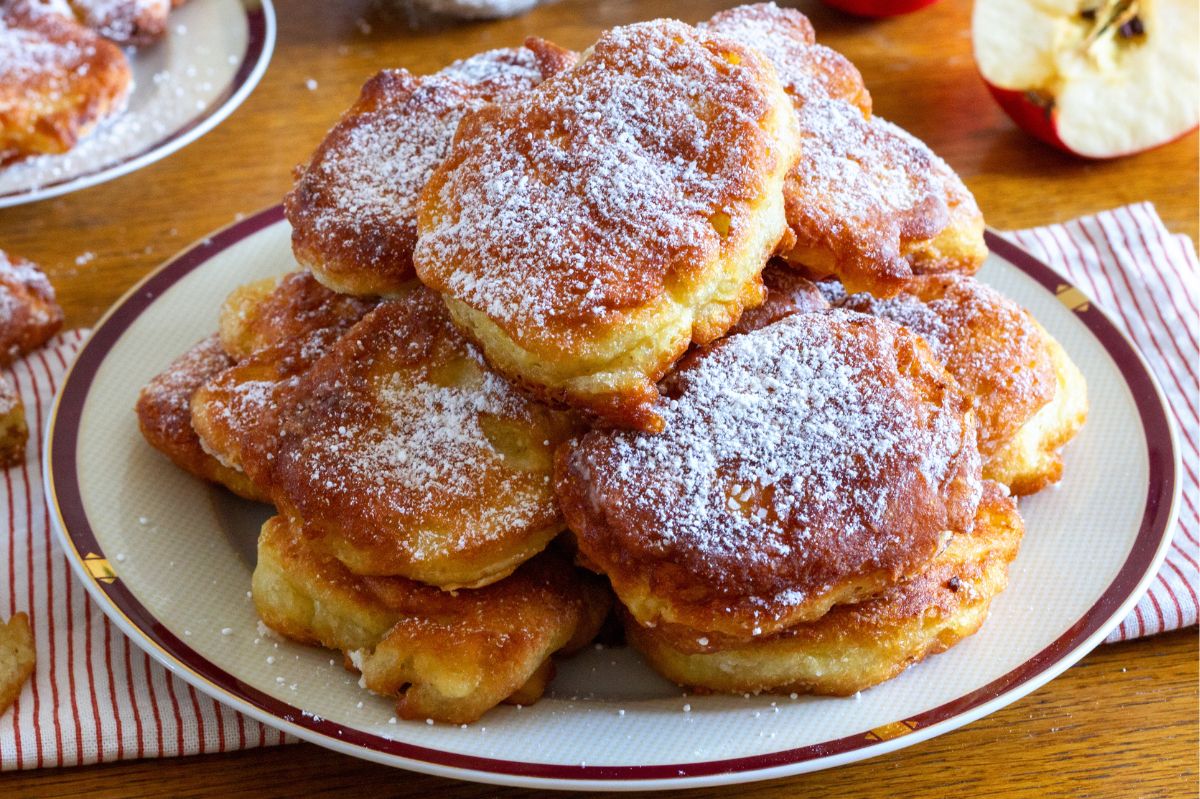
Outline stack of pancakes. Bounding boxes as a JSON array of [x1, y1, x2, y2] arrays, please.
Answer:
[[137, 3, 1087, 722]]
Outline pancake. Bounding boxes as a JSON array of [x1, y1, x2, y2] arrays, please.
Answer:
[[626, 481, 1022, 695], [727, 259, 829, 335], [285, 42, 575, 297], [0, 612, 35, 717], [829, 274, 1084, 494], [253, 515, 610, 724], [983, 322, 1088, 495], [901, 152, 989, 275], [193, 287, 582, 589], [135, 336, 267, 501], [837, 275, 1058, 456], [0, 0, 131, 164], [414, 19, 802, 432], [218, 270, 377, 360], [0, 249, 64, 366], [705, 3, 985, 297], [67, 0, 169, 45], [0, 375, 26, 466], [556, 310, 982, 649]]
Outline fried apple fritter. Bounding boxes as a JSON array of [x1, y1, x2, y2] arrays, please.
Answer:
[[137, 272, 377, 500], [193, 287, 582, 589], [0, 374, 26, 467], [983, 321, 1088, 495], [135, 336, 267, 500], [626, 482, 1022, 695], [826, 274, 1084, 494], [557, 310, 982, 649], [0, 612, 35, 717], [415, 20, 801, 432], [705, 3, 986, 297], [0, 250, 64, 366], [838, 274, 1058, 456], [0, 1, 131, 164], [218, 271, 377, 360], [253, 515, 610, 724], [285, 43, 575, 297]]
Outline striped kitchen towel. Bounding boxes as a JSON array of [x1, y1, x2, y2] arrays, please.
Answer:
[[0, 204, 1196, 769], [1003, 203, 1198, 642]]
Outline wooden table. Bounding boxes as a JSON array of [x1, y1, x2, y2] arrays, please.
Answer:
[[2, 0, 1196, 796]]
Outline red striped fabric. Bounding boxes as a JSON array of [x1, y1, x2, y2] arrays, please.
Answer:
[[0, 204, 1194, 769], [1004, 203, 1198, 643], [0, 331, 289, 770]]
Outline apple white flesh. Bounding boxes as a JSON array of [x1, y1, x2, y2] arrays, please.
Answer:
[[973, 0, 1199, 158]]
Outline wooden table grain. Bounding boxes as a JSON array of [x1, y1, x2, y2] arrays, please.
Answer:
[[1, 0, 1196, 796]]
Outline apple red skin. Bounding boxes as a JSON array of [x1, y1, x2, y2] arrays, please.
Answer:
[[983, 83, 1074, 153], [820, 0, 941, 18], [984, 81, 1200, 159]]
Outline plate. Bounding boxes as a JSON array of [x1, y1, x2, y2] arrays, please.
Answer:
[[0, 0, 275, 208], [45, 206, 1180, 791]]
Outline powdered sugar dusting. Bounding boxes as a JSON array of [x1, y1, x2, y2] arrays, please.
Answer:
[[415, 20, 777, 335], [290, 48, 548, 267], [705, 3, 947, 280], [565, 310, 980, 601]]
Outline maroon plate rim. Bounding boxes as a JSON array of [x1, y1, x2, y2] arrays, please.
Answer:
[[44, 207, 1180, 785]]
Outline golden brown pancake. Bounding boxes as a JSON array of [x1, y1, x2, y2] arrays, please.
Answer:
[[626, 481, 1022, 695], [218, 271, 377, 361], [0, 249, 64, 367], [0, 375, 26, 467], [556, 310, 982, 649], [285, 43, 576, 297], [829, 274, 1084, 494], [193, 287, 582, 589], [253, 515, 610, 724], [983, 322, 1088, 495], [901, 152, 988, 275], [0, 612, 35, 717], [415, 19, 801, 432], [0, 1, 131, 164], [135, 335, 267, 500], [837, 275, 1057, 453], [137, 271, 376, 500], [705, 3, 985, 297]]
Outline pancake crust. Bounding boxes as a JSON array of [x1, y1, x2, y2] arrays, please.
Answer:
[[626, 482, 1022, 695], [285, 43, 575, 297], [0, 612, 36, 717], [984, 321, 1088, 495], [135, 335, 267, 501], [705, 3, 985, 297], [415, 20, 801, 432], [253, 515, 610, 724], [0, 375, 26, 466], [836, 275, 1058, 459], [218, 271, 377, 360], [728, 259, 829, 335], [556, 310, 982, 648], [0, 1, 131, 163], [0, 249, 63, 366], [193, 287, 582, 589]]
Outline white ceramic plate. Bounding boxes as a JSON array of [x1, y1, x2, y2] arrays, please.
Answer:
[[45, 207, 1180, 791], [0, 0, 275, 208]]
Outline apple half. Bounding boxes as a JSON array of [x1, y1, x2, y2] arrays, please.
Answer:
[[974, 0, 1199, 158]]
